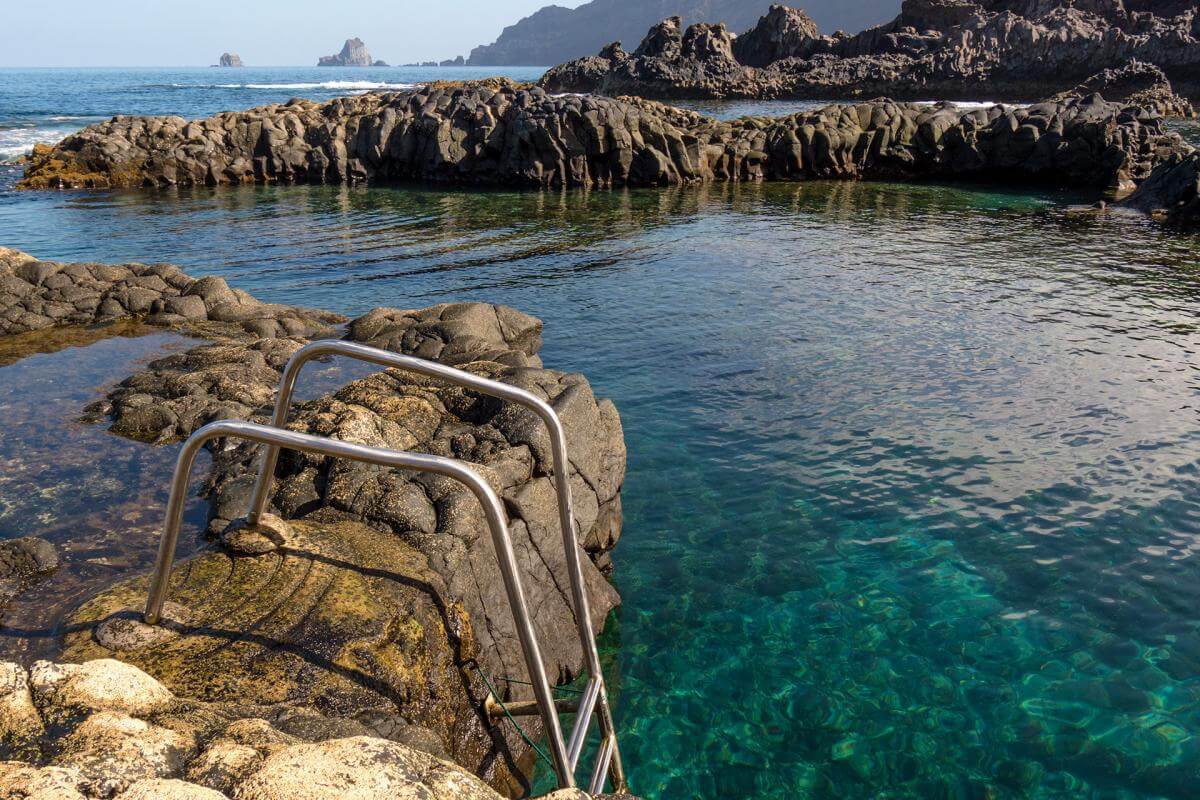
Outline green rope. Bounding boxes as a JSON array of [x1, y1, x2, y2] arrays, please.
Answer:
[[473, 664, 555, 772], [495, 674, 586, 695]]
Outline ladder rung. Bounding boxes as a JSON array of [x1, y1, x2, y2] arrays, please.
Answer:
[[567, 677, 602, 771], [485, 692, 581, 719], [588, 734, 616, 795]]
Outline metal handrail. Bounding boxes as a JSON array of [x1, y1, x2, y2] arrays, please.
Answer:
[[141, 418, 572, 783], [242, 340, 626, 791]]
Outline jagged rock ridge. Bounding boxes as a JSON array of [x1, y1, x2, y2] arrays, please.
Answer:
[[539, 0, 1200, 105], [15, 81, 1189, 201]]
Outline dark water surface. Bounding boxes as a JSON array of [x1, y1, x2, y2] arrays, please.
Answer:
[[3, 165, 1200, 798]]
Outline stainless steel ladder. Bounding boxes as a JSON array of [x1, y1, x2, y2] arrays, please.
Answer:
[[142, 340, 627, 794]]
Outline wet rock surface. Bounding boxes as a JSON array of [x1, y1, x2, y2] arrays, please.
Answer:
[[0, 657, 633, 799], [540, 1, 1200, 106], [16, 82, 1188, 199], [0, 248, 344, 339]]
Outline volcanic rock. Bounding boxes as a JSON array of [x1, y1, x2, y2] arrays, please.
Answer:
[[318, 38, 377, 67], [539, 1, 1200, 106], [16, 82, 1188, 201]]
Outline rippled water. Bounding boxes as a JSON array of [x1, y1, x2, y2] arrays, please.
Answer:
[[4, 156, 1200, 796]]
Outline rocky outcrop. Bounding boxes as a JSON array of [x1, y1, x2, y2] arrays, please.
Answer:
[[0, 657, 630, 799], [539, 1, 1200, 106], [217, 53, 244, 68], [15, 82, 1189, 200], [318, 38, 384, 67], [1051, 59, 1195, 117], [1118, 149, 1200, 225], [0, 247, 631, 792], [0, 248, 344, 338]]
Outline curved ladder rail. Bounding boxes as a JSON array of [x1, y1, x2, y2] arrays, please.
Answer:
[[142, 419, 573, 784], [248, 340, 624, 791]]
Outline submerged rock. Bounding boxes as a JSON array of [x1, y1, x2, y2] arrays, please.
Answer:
[[16, 82, 1187, 200], [540, 1, 1200, 106], [0, 536, 58, 618]]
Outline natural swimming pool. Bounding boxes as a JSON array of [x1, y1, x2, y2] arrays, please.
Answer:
[[4, 167, 1200, 797]]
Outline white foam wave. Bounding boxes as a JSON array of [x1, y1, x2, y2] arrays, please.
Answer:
[[212, 81, 418, 91], [0, 127, 66, 162], [913, 99, 1026, 109]]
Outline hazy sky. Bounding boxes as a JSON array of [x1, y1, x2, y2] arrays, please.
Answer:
[[1, 0, 586, 67]]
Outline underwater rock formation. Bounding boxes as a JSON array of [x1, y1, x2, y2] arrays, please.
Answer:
[[539, 1, 1200, 106], [0, 248, 343, 339], [0, 657, 631, 799], [15, 82, 1188, 198]]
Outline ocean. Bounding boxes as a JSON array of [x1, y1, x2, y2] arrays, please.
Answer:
[[3, 68, 1200, 799]]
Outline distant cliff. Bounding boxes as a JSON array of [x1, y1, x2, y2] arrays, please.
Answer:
[[465, 0, 898, 65]]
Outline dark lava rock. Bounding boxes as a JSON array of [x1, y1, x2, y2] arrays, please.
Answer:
[[540, 1, 1200, 107], [16, 81, 1187, 201], [0, 248, 344, 339]]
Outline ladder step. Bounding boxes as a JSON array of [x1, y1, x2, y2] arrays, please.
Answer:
[[588, 734, 616, 795], [567, 677, 603, 771], [485, 692, 581, 719]]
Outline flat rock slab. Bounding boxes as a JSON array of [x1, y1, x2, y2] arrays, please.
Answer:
[[61, 518, 509, 784]]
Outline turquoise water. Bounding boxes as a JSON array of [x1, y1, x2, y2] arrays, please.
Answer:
[[4, 71, 1200, 798]]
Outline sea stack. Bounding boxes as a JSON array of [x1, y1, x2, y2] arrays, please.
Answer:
[[217, 52, 244, 67], [318, 37, 385, 66]]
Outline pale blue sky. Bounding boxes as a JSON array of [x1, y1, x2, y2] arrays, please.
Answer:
[[1, 0, 586, 66]]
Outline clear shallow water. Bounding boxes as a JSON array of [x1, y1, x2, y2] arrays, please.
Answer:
[[4, 71, 1200, 798], [3, 172, 1200, 798]]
